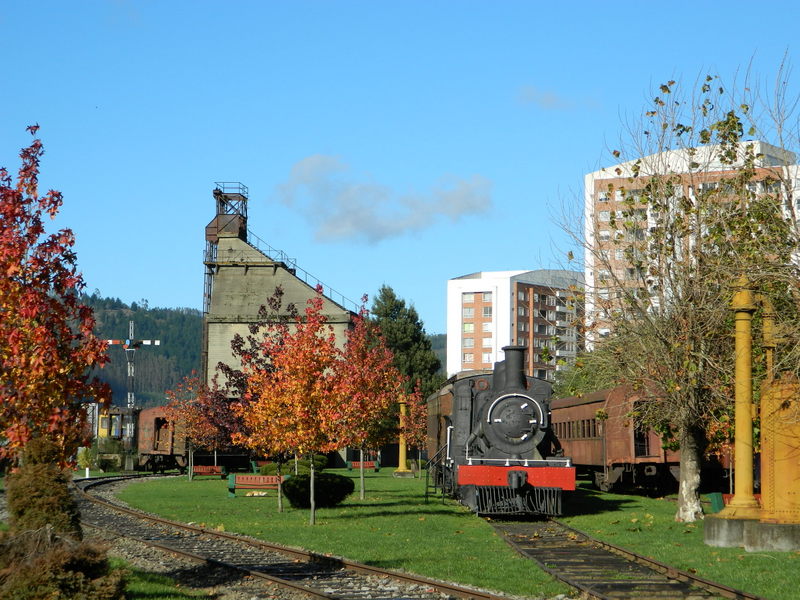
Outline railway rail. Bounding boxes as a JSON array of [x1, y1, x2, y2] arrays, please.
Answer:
[[74, 476, 528, 600], [492, 519, 764, 600]]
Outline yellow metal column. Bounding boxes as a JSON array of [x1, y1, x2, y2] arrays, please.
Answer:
[[718, 277, 760, 519], [394, 399, 413, 477]]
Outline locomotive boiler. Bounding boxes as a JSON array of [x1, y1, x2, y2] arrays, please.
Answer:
[[427, 346, 575, 515]]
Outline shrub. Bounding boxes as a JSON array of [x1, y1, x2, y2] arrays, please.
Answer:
[[272, 454, 327, 476], [5, 437, 82, 539], [77, 446, 98, 471], [96, 438, 123, 454], [282, 473, 354, 508], [259, 462, 280, 476], [96, 455, 120, 472], [0, 526, 126, 600]]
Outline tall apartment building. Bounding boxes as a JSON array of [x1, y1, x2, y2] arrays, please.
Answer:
[[446, 270, 583, 380], [583, 141, 799, 343]]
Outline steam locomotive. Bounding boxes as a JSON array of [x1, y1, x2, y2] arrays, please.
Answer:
[[426, 346, 576, 515]]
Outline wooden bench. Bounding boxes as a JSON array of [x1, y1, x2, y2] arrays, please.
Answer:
[[228, 474, 285, 497], [249, 459, 272, 473], [192, 464, 227, 478], [346, 460, 380, 472]]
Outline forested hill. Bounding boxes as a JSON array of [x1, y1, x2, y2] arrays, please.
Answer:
[[83, 294, 202, 407]]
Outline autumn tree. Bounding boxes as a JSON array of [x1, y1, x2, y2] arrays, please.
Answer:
[[566, 72, 800, 521], [0, 127, 109, 465], [400, 380, 427, 473], [164, 373, 240, 477], [233, 289, 344, 524], [335, 300, 406, 498]]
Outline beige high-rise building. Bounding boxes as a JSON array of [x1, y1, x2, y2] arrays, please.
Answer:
[[583, 142, 799, 344]]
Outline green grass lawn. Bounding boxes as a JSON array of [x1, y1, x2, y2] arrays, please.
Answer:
[[559, 483, 800, 600], [116, 470, 571, 599], [109, 558, 208, 600]]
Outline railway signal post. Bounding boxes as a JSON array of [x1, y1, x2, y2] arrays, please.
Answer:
[[106, 320, 162, 410], [105, 320, 161, 470]]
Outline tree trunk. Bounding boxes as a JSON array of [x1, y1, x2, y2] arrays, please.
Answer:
[[675, 423, 705, 522], [188, 445, 194, 481], [359, 447, 365, 500], [277, 462, 284, 513], [309, 454, 316, 525]]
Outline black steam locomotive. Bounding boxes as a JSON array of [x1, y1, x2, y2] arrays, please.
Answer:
[[426, 346, 575, 515]]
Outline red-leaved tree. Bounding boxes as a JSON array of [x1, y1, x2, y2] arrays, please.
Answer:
[[233, 289, 344, 524], [401, 380, 427, 472], [0, 127, 110, 466], [164, 373, 241, 477], [335, 299, 406, 498]]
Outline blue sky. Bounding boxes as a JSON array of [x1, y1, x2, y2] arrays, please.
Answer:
[[2, 1, 798, 334]]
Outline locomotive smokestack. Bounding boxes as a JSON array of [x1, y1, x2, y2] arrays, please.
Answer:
[[502, 345, 527, 390]]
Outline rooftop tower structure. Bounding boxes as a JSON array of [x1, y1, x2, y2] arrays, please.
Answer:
[[203, 182, 356, 388]]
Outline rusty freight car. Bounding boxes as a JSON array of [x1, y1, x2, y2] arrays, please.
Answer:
[[137, 405, 188, 473]]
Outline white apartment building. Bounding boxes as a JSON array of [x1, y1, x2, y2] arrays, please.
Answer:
[[446, 270, 583, 380], [583, 141, 800, 345]]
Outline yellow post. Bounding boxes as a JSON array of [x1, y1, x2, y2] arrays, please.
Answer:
[[394, 398, 413, 477], [758, 295, 776, 382], [718, 276, 760, 519]]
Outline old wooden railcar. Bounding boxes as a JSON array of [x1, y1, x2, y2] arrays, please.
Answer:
[[550, 387, 682, 493], [137, 405, 188, 472]]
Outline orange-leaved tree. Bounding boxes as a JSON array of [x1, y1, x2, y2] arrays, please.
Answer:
[[0, 127, 110, 466], [401, 380, 427, 472], [335, 299, 406, 499], [164, 373, 241, 478], [233, 288, 344, 524]]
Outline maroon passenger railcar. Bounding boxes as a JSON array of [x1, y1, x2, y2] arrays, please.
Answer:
[[549, 386, 681, 492]]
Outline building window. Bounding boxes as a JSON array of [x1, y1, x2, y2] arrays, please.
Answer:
[[463, 337, 474, 348], [518, 290, 527, 301], [536, 369, 547, 379], [462, 293, 474, 303], [482, 352, 492, 363], [599, 210, 610, 221], [598, 230, 611, 241], [482, 306, 492, 318], [463, 353, 474, 362], [462, 307, 474, 319], [482, 322, 492, 332], [482, 292, 492, 302], [518, 306, 527, 316], [463, 322, 474, 333], [482, 337, 492, 348]]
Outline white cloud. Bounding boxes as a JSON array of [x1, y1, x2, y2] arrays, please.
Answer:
[[276, 155, 492, 243], [518, 85, 573, 110]]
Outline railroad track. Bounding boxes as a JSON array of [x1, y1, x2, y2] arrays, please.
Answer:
[[75, 476, 530, 600], [492, 519, 764, 600]]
